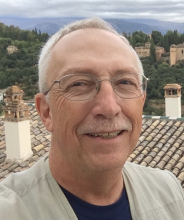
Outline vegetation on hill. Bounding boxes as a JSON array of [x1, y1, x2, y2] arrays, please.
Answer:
[[0, 23, 49, 101], [0, 23, 184, 116], [0, 22, 49, 42], [124, 29, 184, 52], [142, 58, 184, 115], [124, 30, 184, 116]]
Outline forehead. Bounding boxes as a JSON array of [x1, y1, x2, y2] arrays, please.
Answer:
[[49, 29, 140, 80]]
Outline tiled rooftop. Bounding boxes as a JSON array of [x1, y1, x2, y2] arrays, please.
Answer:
[[128, 116, 184, 190], [0, 106, 51, 181], [0, 107, 184, 190]]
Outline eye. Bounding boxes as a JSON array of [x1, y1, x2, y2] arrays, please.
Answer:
[[64, 80, 94, 91], [119, 80, 132, 85], [117, 79, 135, 86], [72, 81, 86, 87]]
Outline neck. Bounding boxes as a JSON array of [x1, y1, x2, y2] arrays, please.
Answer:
[[49, 147, 124, 206]]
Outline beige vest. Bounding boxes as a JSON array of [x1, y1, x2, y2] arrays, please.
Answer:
[[0, 156, 184, 220]]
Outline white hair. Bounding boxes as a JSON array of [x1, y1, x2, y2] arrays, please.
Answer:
[[38, 17, 143, 94]]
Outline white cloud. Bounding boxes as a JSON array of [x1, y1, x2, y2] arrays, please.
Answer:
[[0, 0, 184, 22]]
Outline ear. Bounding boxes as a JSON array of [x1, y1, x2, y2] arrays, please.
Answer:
[[143, 92, 146, 104], [35, 93, 53, 132]]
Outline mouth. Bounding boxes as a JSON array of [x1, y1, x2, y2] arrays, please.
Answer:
[[87, 130, 123, 139]]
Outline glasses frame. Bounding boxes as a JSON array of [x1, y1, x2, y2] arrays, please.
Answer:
[[44, 73, 148, 101]]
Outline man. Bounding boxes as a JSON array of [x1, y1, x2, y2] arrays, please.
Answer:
[[0, 17, 184, 220]]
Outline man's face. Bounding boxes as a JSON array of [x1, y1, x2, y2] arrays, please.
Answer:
[[46, 29, 145, 172]]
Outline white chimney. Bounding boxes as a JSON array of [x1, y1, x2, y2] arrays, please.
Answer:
[[3, 86, 33, 163], [164, 84, 182, 117]]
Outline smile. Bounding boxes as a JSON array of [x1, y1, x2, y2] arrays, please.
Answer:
[[87, 131, 122, 139]]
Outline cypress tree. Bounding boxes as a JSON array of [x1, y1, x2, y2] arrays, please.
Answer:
[[150, 39, 156, 62]]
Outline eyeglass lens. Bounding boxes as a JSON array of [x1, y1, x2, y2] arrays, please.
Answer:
[[58, 73, 146, 101]]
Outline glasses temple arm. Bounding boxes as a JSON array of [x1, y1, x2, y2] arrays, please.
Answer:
[[43, 80, 59, 95]]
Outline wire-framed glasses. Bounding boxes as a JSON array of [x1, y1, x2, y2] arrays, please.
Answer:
[[44, 73, 148, 101]]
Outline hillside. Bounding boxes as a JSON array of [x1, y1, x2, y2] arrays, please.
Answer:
[[1, 22, 184, 116], [0, 23, 49, 99]]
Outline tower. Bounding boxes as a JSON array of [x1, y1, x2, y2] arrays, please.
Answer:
[[3, 86, 33, 162], [170, 44, 177, 66], [164, 84, 182, 117]]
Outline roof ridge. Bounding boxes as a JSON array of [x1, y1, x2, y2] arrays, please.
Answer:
[[143, 115, 184, 120]]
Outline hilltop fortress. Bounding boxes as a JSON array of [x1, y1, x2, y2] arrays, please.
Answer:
[[170, 44, 184, 65], [135, 42, 184, 65]]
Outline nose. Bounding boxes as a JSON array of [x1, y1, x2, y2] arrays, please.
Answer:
[[91, 80, 121, 119]]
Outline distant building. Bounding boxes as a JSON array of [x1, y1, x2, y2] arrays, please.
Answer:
[[7, 45, 19, 54], [155, 46, 165, 61], [135, 42, 165, 61], [135, 42, 151, 58], [170, 43, 184, 66]]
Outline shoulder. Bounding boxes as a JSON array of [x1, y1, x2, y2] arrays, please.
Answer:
[[124, 161, 177, 180], [0, 156, 51, 219], [0, 155, 50, 199], [0, 156, 77, 220], [123, 161, 183, 194], [123, 162, 184, 219]]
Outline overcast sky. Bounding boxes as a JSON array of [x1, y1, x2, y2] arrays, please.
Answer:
[[0, 0, 184, 22]]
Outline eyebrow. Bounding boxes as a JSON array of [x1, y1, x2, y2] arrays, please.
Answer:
[[61, 67, 96, 76], [60, 66, 138, 78], [115, 67, 138, 75]]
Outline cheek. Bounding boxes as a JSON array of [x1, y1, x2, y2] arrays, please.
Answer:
[[51, 94, 90, 134], [122, 98, 144, 129]]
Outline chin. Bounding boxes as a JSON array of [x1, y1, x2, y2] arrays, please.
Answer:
[[85, 154, 127, 173]]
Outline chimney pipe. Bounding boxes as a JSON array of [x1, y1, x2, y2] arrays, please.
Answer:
[[164, 84, 182, 117], [3, 86, 33, 163]]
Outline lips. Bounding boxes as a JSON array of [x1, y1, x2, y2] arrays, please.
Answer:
[[87, 131, 122, 139]]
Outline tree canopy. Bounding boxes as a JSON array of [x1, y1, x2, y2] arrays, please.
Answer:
[[0, 23, 49, 100], [1, 23, 184, 116]]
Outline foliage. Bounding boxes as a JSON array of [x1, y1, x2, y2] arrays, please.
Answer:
[[1, 22, 184, 106], [124, 29, 184, 53], [0, 23, 49, 42], [150, 39, 156, 62], [151, 29, 184, 52], [142, 58, 184, 101], [0, 101, 5, 115], [124, 29, 184, 108], [143, 99, 165, 116], [123, 31, 150, 47], [0, 23, 49, 99]]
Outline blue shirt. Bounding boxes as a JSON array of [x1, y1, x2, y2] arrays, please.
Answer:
[[60, 185, 132, 220]]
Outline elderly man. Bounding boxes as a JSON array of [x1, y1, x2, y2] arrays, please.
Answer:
[[0, 18, 184, 220]]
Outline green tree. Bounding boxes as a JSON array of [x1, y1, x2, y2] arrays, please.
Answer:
[[150, 40, 156, 62], [151, 31, 163, 45]]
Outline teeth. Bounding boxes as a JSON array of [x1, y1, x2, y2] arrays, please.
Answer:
[[88, 131, 121, 139]]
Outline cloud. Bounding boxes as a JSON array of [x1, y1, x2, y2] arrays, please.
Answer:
[[0, 0, 184, 22]]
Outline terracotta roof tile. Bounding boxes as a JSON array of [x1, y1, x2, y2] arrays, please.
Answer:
[[28, 161, 36, 168], [144, 155, 152, 164], [173, 154, 180, 161], [156, 160, 167, 169], [149, 160, 157, 168], [0, 170, 9, 178], [179, 156, 184, 163], [173, 167, 180, 176], [147, 141, 156, 148], [34, 144, 44, 152], [162, 155, 170, 162], [164, 163, 173, 170], [129, 117, 184, 189], [178, 171, 184, 182]]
